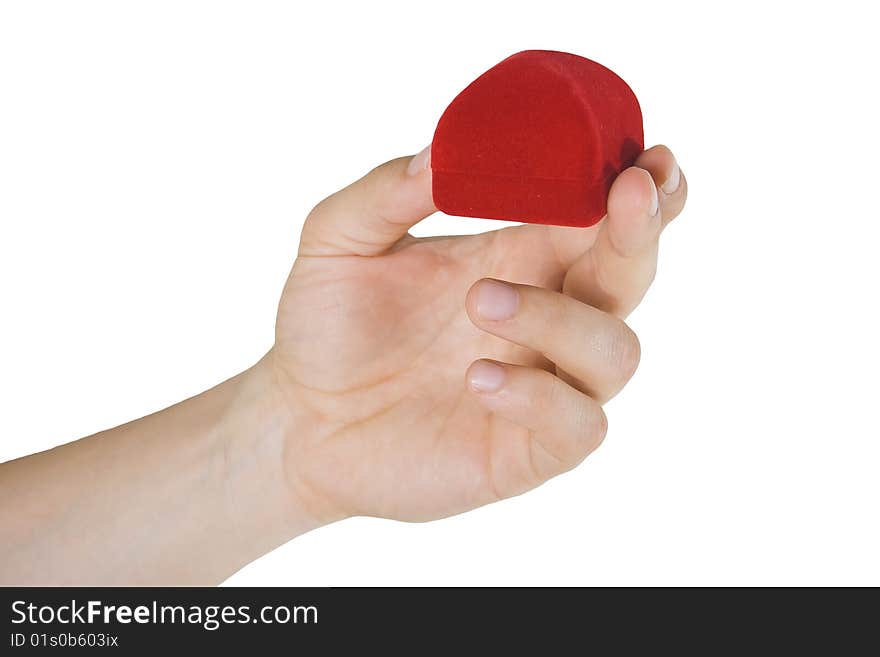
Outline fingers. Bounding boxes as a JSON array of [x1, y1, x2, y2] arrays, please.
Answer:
[[634, 144, 688, 228], [298, 146, 436, 257], [466, 279, 640, 403], [466, 359, 608, 479], [563, 145, 686, 317]]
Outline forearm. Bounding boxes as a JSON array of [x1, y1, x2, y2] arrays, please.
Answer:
[[0, 358, 321, 585]]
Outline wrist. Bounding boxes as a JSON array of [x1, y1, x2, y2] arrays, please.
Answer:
[[216, 355, 336, 568]]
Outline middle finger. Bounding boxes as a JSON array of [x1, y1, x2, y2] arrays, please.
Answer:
[[465, 278, 641, 402]]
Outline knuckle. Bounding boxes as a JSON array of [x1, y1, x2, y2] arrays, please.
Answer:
[[530, 369, 562, 416], [605, 321, 641, 382], [364, 164, 389, 196], [677, 173, 688, 204], [587, 406, 609, 452], [364, 159, 401, 199], [538, 288, 569, 329], [569, 401, 608, 465], [305, 196, 330, 226], [522, 288, 568, 344], [595, 406, 609, 444], [665, 175, 688, 223]]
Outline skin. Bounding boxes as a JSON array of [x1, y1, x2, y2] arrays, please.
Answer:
[[0, 145, 687, 585]]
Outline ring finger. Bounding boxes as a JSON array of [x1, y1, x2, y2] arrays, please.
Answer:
[[466, 278, 641, 402]]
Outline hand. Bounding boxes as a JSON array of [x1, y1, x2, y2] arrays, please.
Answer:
[[0, 145, 685, 585], [267, 145, 687, 523]]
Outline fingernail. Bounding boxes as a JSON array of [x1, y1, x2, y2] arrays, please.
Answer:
[[474, 279, 519, 321], [648, 182, 659, 216], [468, 360, 506, 393], [407, 145, 431, 176], [661, 161, 680, 195]]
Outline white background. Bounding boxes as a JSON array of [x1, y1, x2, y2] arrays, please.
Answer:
[[1, 1, 878, 586]]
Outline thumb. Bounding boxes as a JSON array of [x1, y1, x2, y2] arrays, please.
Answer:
[[298, 146, 435, 257]]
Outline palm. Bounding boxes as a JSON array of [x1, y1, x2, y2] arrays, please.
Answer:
[[274, 224, 599, 520]]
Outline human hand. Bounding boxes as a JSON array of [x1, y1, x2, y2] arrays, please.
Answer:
[[265, 145, 687, 524], [0, 144, 686, 585]]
